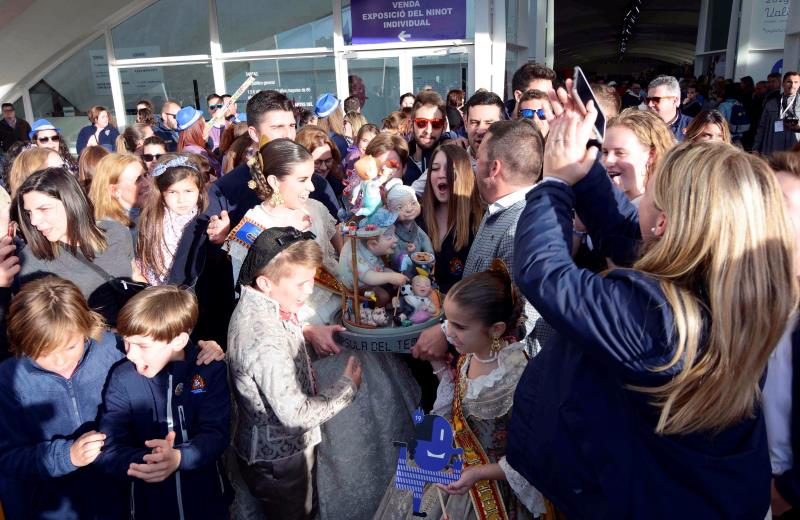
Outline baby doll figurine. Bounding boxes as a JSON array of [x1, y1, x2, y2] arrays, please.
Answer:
[[350, 155, 393, 217], [384, 180, 434, 277], [403, 275, 437, 324], [337, 208, 409, 308]]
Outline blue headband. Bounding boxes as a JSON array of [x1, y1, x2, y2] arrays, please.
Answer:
[[151, 155, 197, 178]]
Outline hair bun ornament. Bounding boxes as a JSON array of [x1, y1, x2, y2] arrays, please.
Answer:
[[151, 155, 197, 178], [488, 258, 511, 278]]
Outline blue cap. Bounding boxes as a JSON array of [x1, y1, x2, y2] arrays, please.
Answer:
[[175, 106, 203, 131], [28, 119, 61, 140], [314, 93, 340, 118]]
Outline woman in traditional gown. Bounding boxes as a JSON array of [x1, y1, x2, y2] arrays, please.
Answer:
[[226, 139, 421, 520]]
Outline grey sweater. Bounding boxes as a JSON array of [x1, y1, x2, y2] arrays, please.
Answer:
[[19, 219, 133, 320]]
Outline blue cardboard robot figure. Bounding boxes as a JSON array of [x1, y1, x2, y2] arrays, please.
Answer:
[[393, 408, 463, 517]]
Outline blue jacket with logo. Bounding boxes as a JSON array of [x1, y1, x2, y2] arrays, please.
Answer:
[[0, 331, 127, 520], [507, 163, 771, 519], [96, 343, 232, 520]]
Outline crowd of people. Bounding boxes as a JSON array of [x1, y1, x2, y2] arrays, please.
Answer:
[[0, 60, 798, 520]]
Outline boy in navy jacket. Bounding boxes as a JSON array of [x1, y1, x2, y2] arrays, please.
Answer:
[[97, 286, 232, 519], [0, 276, 126, 520]]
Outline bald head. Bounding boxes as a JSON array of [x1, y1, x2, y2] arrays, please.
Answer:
[[161, 101, 181, 130]]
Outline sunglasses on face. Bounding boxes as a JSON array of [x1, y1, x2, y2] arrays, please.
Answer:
[[36, 135, 60, 143], [314, 158, 334, 168], [209, 104, 224, 110], [414, 117, 445, 130], [142, 153, 164, 162], [520, 108, 546, 120], [646, 96, 676, 104]]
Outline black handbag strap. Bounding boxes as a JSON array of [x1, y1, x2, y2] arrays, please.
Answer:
[[67, 248, 117, 283]]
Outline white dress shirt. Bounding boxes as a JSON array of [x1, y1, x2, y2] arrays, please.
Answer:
[[764, 317, 798, 475], [488, 185, 535, 216]]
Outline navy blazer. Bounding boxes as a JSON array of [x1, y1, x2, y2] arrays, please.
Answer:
[[507, 163, 771, 519], [775, 325, 800, 506], [205, 163, 261, 230]]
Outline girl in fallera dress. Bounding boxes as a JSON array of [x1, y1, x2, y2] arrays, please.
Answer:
[[374, 260, 545, 519]]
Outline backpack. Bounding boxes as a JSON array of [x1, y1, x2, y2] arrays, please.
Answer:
[[727, 102, 750, 137]]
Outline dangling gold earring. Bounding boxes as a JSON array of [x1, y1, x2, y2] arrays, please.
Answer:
[[269, 189, 284, 207], [491, 336, 502, 354]]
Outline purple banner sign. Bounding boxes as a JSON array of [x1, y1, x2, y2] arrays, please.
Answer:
[[351, 0, 467, 44]]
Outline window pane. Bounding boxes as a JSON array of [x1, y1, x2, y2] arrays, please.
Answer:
[[505, 48, 519, 99], [506, 0, 518, 44], [224, 57, 337, 115], [412, 53, 468, 100], [121, 63, 215, 126], [29, 36, 114, 153], [347, 58, 400, 125], [216, 0, 334, 52], [343, 0, 475, 45], [112, 0, 209, 57], [12, 98, 24, 119]]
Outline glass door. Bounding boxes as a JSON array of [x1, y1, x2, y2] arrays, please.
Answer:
[[343, 56, 400, 125]]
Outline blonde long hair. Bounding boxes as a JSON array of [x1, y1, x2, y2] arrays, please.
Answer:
[[89, 153, 141, 227], [633, 141, 798, 435]]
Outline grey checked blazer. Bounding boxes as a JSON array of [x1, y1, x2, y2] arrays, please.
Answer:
[[464, 198, 555, 355]]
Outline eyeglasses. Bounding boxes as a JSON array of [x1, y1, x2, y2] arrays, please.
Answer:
[[520, 108, 546, 120], [314, 158, 334, 168], [646, 96, 676, 104], [209, 104, 224, 110], [142, 153, 164, 162], [414, 117, 445, 130], [36, 135, 60, 143]]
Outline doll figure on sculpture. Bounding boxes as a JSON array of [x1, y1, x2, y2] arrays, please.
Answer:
[[385, 180, 434, 277], [338, 208, 409, 308], [350, 155, 396, 217]]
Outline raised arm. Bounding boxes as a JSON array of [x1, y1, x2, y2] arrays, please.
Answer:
[[572, 159, 642, 266], [249, 342, 356, 432], [95, 366, 149, 477], [512, 82, 671, 371]]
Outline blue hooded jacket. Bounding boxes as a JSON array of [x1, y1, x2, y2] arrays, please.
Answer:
[[0, 331, 127, 520], [507, 162, 771, 519], [96, 343, 232, 520]]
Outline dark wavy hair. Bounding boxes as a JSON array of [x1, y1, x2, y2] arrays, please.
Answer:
[[16, 167, 107, 261]]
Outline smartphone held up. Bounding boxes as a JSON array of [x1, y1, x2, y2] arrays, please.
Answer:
[[572, 66, 607, 144]]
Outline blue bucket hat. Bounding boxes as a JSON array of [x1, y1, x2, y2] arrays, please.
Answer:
[[175, 106, 203, 131], [28, 119, 61, 140], [314, 93, 340, 118]]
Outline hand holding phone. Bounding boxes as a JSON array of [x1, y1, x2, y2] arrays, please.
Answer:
[[572, 66, 606, 143]]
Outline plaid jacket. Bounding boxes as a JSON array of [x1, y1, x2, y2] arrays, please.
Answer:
[[464, 199, 555, 355]]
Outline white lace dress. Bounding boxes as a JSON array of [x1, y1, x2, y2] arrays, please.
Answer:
[[372, 343, 546, 519]]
